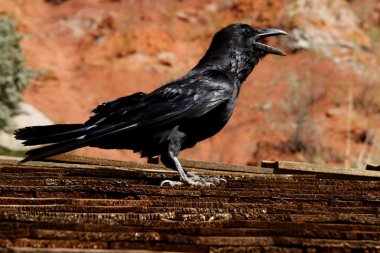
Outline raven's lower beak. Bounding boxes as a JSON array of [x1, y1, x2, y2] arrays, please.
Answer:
[[253, 28, 287, 56]]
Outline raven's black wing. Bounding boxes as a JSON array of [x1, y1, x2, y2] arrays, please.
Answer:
[[22, 70, 234, 162], [87, 92, 148, 124], [86, 69, 234, 129]]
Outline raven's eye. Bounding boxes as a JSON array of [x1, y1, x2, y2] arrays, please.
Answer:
[[243, 28, 252, 37]]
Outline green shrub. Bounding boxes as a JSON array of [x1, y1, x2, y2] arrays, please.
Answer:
[[0, 17, 37, 132]]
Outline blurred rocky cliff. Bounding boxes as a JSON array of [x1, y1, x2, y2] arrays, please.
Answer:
[[0, 0, 379, 168]]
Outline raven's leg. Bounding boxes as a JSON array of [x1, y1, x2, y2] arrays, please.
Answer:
[[160, 127, 224, 187], [160, 151, 191, 186], [161, 151, 219, 187], [159, 128, 194, 186]]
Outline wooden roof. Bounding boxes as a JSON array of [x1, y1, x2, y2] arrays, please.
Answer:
[[0, 155, 379, 252]]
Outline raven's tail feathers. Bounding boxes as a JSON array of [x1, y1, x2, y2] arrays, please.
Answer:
[[21, 138, 88, 163], [15, 124, 87, 146], [14, 124, 92, 163]]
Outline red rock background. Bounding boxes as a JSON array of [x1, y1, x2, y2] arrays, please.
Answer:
[[1, 0, 380, 168]]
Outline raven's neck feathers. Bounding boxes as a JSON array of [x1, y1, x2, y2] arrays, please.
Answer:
[[193, 47, 262, 87]]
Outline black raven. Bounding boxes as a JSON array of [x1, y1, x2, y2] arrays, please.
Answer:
[[15, 24, 286, 186]]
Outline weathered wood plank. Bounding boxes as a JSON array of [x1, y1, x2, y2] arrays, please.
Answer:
[[1, 248, 181, 253], [261, 160, 380, 179], [48, 154, 274, 174], [1, 155, 380, 251]]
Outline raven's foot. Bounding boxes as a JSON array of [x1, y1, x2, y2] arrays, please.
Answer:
[[186, 171, 227, 185], [160, 172, 226, 187], [160, 151, 226, 187]]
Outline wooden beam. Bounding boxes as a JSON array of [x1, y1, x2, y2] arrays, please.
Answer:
[[261, 160, 380, 179]]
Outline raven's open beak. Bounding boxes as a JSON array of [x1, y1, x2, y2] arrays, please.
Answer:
[[253, 28, 287, 56]]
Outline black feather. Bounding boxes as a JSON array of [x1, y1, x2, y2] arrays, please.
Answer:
[[15, 124, 86, 145]]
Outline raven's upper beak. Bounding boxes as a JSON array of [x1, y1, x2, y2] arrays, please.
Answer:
[[253, 28, 287, 56]]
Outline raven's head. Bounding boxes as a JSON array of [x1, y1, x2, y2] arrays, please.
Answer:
[[195, 24, 286, 82], [216, 23, 287, 56]]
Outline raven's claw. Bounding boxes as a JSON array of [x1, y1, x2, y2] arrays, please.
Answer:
[[160, 180, 184, 187], [160, 172, 226, 187]]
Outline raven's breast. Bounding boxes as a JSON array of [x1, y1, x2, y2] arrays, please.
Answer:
[[180, 99, 236, 150]]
